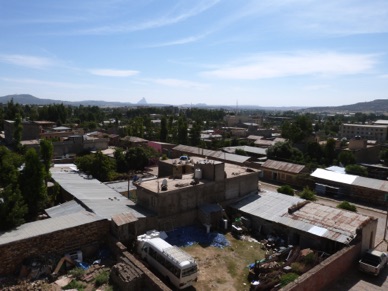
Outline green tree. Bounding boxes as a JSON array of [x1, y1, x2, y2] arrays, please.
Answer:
[[277, 185, 294, 196], [125, 147, 150, 171], [267, 142, 304, 163], [281, 115, 313, 143], [177, 116, 188, 145], [189, 121, 202, 146], [13, 113, 23, 151], [160, 116, 168, 142], [0, 183, 27, 230], [92, 151, 115, 181], [20, 148, 48, 220], [114, 148, 127, 173], [40, 139, 54, 174], [324, 138, 337, 165], [338, 151, 356, 166]]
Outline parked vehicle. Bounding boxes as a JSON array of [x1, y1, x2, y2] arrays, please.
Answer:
[[359, 249, 388, 276], [137, 231, 198, 289]]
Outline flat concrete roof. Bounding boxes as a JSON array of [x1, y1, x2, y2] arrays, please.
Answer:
[[138, 160, 258, 194]]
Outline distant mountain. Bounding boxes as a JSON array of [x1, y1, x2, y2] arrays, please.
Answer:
[[302, 99, 388, 113], [137, 97, 147, 105], [0, 94, 386, 112]]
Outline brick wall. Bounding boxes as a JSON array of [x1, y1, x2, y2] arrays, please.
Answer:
[[282, 242, 362, 291], [0, 220, 109, 275]]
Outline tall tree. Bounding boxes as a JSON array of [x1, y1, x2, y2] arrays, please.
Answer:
[[40, 139, 54, 174], [13, 113, 23, 151], [177, 116, 188, 145], [189, 121, 202, 146], [160, 116, 168, 142], [0, 183, 27, 230], [20, 148, 48, 220]]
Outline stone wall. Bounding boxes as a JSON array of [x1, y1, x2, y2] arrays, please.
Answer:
[[0, 220, 109, 275], [283, 243, 361, 291]]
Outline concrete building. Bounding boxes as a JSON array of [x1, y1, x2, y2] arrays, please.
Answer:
[[136, 158, 260, 227], [231, 191, 377, 253], [339, 123, 387, 142]]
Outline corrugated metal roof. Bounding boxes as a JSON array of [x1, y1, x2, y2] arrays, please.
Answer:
[[45, 200, 85, 217], [0, 212, 103, 246], [231, 191, 372, 244], [284, 202, 372, 244], [222, 146, 267, 156], [112, 212, 137, 226], [231, 192, 304, 222], [352, 176, 388, 192], [51, 170, 147, 219], [262, 159, 306, 174], [173, 145, 250, 164], [311, 168, 357, 185]]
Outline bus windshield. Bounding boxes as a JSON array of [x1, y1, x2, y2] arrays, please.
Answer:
[[181, 265, 198, 278]]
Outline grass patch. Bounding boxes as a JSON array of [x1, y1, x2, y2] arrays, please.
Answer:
[[280, 272, 299, 287], [68, 267, 85, 279]]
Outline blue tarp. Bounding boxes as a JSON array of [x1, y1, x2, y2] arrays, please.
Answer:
[[165, 225, 230, 248]]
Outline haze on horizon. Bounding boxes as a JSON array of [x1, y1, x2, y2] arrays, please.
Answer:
[[0, 1, 387, 107]]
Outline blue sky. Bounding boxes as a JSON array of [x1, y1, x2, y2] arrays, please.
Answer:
[[0, 0, 387, 107]]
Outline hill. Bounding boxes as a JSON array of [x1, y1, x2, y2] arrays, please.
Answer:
[[303, 99, 388, 113]]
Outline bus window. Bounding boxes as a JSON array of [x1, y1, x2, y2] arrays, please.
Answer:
[[181, 265, 198, 278]]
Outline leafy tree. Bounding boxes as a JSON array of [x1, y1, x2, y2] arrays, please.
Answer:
[[0, 146, 24, 187], [267, 142, 303, 163], [281, 115, 313, 143], [345, 164, 368, 177], [299, 187, 316, 201], [177, 116, 188, 145], [75, 152, 115, 182], [114, 148, 127, 173], [337, 201, 357, 212], [160, 116, 168, 142], [125, 147, 150, 171], [324, 138, 337, 165], [305, 141, 324, 163], [0, 183, 27, 230], [13, 113, 23, 151], [40, 139, 54, 174], [20, 148, 48, 219], [338, 151, 355, 166], [277, 185, 294, 196], [189, 121, 202, 146]]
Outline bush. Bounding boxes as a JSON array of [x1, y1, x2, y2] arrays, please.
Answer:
[[337, 201, 357, 212], [290, 262, 305, 274], [277, 185, 294, 196], [95, 270, 110, 287], [280, 272, 299, 287], [63, 280, 85, 290], [299, 187, 316, 201], [68, 267, 85, 279]]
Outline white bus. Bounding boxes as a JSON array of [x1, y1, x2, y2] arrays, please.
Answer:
[[138, 237, 198, 289]]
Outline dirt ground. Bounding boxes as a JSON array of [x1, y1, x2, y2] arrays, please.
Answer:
[[183, 233, 266, 291]]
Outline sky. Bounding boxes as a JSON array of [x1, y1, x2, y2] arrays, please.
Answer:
[[0, 0, 388, 107]]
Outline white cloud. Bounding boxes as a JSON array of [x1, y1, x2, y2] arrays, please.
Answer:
[[202, 52, 377, 80], [152, 78, 209, 89], [89, 69, 139, 77], [77, 0, 220, 35], [0, 54, 55, 69], [0, 77, 91, 89]]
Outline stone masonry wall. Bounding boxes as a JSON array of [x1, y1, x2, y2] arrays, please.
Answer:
[[0, 219, 110, 275]]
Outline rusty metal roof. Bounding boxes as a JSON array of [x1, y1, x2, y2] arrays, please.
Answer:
[[173, 145, 250, 164], [232, 191, 373, 245], [261, 159, 306, 174]]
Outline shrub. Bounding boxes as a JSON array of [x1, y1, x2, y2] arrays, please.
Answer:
[[290, 262, 305, 274], [337, 201, 357, 212], [277, 185, 294, 196], [299, 187, 316, 201], [68, 267, 85, 279], [280, 272, 299, 287], [95, 270, 110, 287]]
